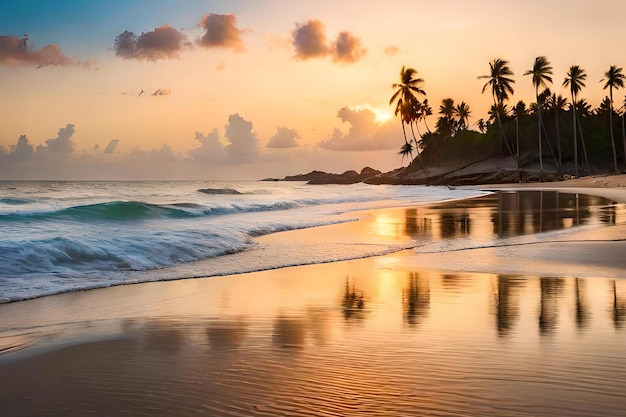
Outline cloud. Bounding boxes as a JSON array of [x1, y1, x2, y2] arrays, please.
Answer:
[[224, 113, 258, 160], [197, 14, 246, 51], [0, 135, 35, 160], [103, 139, 119, 154], [113, 25, 187, 61], [0, 35, 82, 68], [36, 124, 75, 155], [290, 21, 365, 64], [188, 114, 258, 163], [291, 19, 329, 60], [187, 129, 226, 163], [0, 124, 75, 162], [332, 31, 366, 63], [267, 127, 300, 149], [318, 107, 401, 151]]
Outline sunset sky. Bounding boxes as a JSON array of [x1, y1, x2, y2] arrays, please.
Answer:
[[1, 0, 625, 180]]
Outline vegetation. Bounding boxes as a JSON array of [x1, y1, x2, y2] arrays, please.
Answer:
[[391, 60, 626, 181]]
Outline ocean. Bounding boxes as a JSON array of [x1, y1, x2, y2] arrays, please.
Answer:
[[2, 180, 626, 415], [0, 180, 489, 302]]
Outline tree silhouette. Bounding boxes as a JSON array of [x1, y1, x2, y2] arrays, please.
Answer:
[[524, 56, 553, 179], [601, 65, 625, 172], [622, 96, 626, 164], [563, 65, 587, 178], [479, 58, 515, 171], [455, 101, 472, 131], [399, 142, 414, 166], [436, 98, 456, 136], [547, 93, 568, 168], [390, 66, 426, 152]]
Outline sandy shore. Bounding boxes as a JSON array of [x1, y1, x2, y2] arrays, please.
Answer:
[[1, 174, 626, 416]]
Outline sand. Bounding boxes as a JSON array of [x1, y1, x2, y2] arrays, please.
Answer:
[[1, 175, 626, 416]]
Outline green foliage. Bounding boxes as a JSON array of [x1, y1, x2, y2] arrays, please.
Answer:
[[392, 61, 626, 174]]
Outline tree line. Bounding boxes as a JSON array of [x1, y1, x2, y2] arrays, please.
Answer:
[[390, 58, 626, 179]]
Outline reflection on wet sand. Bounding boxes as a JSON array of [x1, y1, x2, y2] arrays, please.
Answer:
[[273, 315, 307, 348], [342, 278, 365, 321], [2, 267, 626, 416], [492, 275, 525, 337], [206, 318, 248, 351], [402, 273, 430, 326], [539, 277, 565, 334], [402, 191, 624, 242], [612, 280, 626, 329], [574, 278, 592, 329]]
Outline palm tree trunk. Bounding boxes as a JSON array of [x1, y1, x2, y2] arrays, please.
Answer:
[[622, 112, 626, 167], [576, 115, 590, 175], [409, 122, 429, 179], [537, 90, 543, 179], [622, 113, 626, 168], [572, 105, 578, 178], [555, 110, 562, 170], [609, 89, 618, 172], [516, 115, 521, 182], [541, 115, 558, 169]]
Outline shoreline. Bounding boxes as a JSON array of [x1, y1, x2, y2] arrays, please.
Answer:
[[1, 177, 626, 415], [1, 174, 624, 305]]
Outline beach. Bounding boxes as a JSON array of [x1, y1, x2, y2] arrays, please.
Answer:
[[1, 176, 626, 416]]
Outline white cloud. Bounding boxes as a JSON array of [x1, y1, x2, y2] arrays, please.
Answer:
[[267, 127, 300, 148], [318, 107, 401, 151], [224, 113, 258, 161]]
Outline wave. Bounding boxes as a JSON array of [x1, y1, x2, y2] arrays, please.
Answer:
[[0, 197, 32, 205], [0, 199, 304, 223]]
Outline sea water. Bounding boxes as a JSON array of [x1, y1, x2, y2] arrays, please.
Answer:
[[0, 180, 488, 302], [2, 181, 626, 416]]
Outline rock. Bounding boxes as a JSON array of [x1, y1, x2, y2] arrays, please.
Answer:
[[280, 167, 382, 184]]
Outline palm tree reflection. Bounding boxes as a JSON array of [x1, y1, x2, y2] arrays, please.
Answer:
[[611, 280, 626, 329], [273, 316, 307, 348], [574, 278, 591, 329], [538, 277, 564, 335], [342, 278, 366, 321], [206, 319, 248, 351], [494, 275, 525, 337], [403, 273, 430, 326]]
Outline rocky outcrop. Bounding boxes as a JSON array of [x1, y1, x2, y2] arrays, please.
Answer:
[[281, 167, 383, 184], [272, 157, 575, 186]]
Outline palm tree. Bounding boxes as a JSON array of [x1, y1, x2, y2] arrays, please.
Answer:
[[548, 93, 568, 168], [436, 98, 456, 136], [575, 98, 591, 172], [455, 101, 472, 131], [513, 101, 527, 181], [601, 65, 625, 172], [399, 142, 414, 166], [563, 65, 587, 178], [524, 56, 553, 179], [390, 66, 426, 152], [622, 96, 626, 164], [477, 118, 489, 134], [418, 99, 434, 133], [479, 58, 515, 171]]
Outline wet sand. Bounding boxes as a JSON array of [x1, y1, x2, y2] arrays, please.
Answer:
[[1, 176, 626, 416]]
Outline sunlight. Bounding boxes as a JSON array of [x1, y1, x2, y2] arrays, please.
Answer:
[[350, 103, 394, 125], [372, 108, 393, 124]]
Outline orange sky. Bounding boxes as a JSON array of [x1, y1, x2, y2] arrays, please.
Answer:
[[1, 0, 625, 179]]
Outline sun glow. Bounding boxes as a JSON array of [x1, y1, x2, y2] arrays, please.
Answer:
[[373, 108, 393, 124], [351, 104, 394, 125]]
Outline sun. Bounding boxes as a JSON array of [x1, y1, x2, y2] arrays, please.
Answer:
[[372, 108, 393, 124], [350, 104, 394, 125]]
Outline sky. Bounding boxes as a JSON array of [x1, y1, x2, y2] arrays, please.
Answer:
[[1, 0, 625, 180]]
